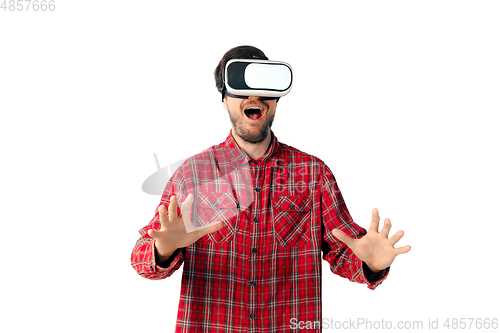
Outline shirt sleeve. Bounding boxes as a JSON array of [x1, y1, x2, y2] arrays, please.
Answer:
[[320, 164, 389, 290], [130, 169, 187, 280]]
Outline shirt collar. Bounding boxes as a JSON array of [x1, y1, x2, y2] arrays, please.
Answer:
[[223, 130, 279, 169]]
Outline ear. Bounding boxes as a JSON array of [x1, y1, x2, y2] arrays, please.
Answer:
[[222, 98, 227, 110]]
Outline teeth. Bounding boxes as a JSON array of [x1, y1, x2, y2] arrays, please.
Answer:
[[244, 106, 263, 120]]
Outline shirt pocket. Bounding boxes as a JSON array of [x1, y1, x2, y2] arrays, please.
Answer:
[[195, 191, 239, 244], [271, 195, 312, 247]]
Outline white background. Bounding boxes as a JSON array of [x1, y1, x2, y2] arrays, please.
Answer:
[[1, 1, 499, 332]]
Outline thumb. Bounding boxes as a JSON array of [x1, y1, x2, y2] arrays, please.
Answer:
[[332, 228, 355, 248], [180, 194, 194, 222], [199, 221, 224, 237], [148, 228, 160, 239]]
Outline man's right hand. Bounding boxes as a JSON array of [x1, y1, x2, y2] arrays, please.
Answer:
[[147, 194, 223, 262]]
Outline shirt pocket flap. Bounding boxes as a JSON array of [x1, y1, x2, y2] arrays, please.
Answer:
[[194, 192, 239, 243], [198, 191, 238, 209], [271, 195, 312, 247], [271, 195, 311, 212]]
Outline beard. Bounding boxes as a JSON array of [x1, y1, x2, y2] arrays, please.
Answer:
[[227, 106, 275, 144]]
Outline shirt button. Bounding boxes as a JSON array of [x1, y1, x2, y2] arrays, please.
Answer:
[[250, 314, 255, 319], [253, 218, 258, 223], [290, 205, 295, 210], [252, 248, 257, 254], [255, 188, 260, 192], [213, 203, 218, 208], [253, 160, 258, 165], [250, 281, 256, 286], [149, 266, 154, 271]]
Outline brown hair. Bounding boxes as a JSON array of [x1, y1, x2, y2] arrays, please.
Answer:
[[214, 45, 268, 95]]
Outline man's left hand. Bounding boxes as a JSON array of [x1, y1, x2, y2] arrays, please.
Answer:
[[332, 208, 411, 273]]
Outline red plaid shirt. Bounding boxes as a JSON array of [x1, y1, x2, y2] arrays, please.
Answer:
[[131, 131, 388, 332]]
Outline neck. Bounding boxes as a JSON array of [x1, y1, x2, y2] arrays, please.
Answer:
[[231, 129, 272, 160]]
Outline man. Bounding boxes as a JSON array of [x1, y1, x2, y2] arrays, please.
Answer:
[[131, 45, 410, 332]]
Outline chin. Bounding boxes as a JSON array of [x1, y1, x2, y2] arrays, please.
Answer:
[[239, 128, 269, 144]]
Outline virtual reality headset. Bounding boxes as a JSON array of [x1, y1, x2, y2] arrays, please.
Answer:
[[222, 59, 293, 102]]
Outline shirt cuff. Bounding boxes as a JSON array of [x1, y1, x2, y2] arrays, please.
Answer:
[[155, 247, 182, 269], [359, 259, 390, 290], [136, 240, 184, 279]]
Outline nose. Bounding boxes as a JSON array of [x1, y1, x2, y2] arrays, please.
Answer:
[[247, 96, 261, 100]]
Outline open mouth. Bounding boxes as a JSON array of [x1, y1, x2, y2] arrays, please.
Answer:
[[244, 106, 264, 121]]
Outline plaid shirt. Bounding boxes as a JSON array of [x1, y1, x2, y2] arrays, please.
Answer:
[[131, 131, 388, 332]]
